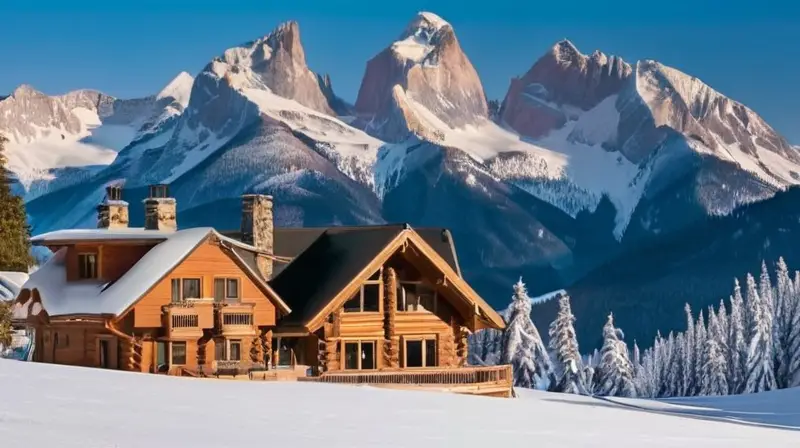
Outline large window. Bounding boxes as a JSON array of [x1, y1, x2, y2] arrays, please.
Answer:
[[214, 278, 240, 303], [171, 342, 187, 365], [343, 271, 381, 313], [78, 253, 98, 279], [343, 340, 376, 370], [404, 337, 437, 368], [171, 278, 202, 302], [397, 282, 437, 312]]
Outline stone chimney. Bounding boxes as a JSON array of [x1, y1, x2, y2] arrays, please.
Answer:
[[143, 184, 177, 232], [96, 184, 129, 229], [241, 194, 274, 280]]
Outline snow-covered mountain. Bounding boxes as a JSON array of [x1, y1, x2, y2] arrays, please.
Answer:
[[6, 11, 799, 308], [0, 73, 193, 200]]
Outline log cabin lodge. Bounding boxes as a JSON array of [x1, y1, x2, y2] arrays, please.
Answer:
[[11, 184, 512, 397]]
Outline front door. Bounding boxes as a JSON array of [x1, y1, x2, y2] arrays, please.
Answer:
[[99, 340, 109, 368]]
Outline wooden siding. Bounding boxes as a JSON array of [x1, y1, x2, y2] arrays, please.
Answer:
[[131, 240, 276, 328], [322, 251, 469, 372], [34, 323, 119, 369]]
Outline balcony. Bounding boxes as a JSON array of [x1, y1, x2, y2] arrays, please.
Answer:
[[215, 302, 256, 336], [297, 365, 514, 398], [163, 301, 214, 338]]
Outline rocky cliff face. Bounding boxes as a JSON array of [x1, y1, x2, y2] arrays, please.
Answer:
[[500, 40, 632, 139], [216, 21, 334, 115], [354, 12, 488, 141]]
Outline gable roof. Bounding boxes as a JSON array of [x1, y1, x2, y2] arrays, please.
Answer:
[[222, 226, 461, 278], [19, 227, 289, 318], [267, 225, 500, 329]]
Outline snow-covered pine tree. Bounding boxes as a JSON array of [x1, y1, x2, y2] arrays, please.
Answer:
[[663, 332, 681, 397], [596, 313, 636, 397], [759, 260, 774, 322], [468, 328, 503, 366], [744, 273, 777, 393], [692, 311, 707, 396], [500, 278, 553, 389], [701, 311, 729, 396], [773, 258, 794, 388], [717, 299, 729, 352], [682, 304, 695, 396], [637, 347, 658, 398], [547, 293, 584, 394], [786, 271, 800, 387], [652, 332, 665, 397], [728, 281, 747, 394]]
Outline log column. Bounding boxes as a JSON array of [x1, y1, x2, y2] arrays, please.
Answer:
[[456, 325, 469, 367], [383, 267, 399, 369]]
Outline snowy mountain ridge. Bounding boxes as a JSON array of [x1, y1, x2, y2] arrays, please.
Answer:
[[5, 11, 800, 306]]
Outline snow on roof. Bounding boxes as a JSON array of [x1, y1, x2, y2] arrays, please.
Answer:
[[19, 227, 214, 317], [30, 228, 174, 245], [0, 271, 28, 301]]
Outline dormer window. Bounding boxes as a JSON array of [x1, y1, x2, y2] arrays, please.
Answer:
[[78, 253, 98, 279]]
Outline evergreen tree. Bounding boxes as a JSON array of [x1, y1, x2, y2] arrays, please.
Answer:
[[682, 304, 695, 396], [667, 332, 684, 397], [547, 293, 584, 394], [744, 273, 777, 393], [786, 272, 800, 387], [0, 300, 12, 348], [501, 278, 553, 389], [774, 258, 795, 388], [701, 336, 729, 396], [693, 311, 707, 395], [596, 313, 636, 397], [728, 281, 747, 394], [0, 134, 32, 272]]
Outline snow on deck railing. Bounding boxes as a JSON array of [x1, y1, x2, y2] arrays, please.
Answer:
[[300, 364, 513, 386]]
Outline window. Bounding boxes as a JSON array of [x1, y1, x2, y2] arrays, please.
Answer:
[[343, 270, 382, 313], [397, 282, 437, 312], [214, 278, 240, 303], [182, 279, 201, 299], [78, 253, 98, 279], [171, 279, 181, 303], [171, 342, 187, 365], [215, 340, 225, 361], [54, 332, 70, 349], [343, 340, 377, 370], [404, 337, 437, 368], [229, 340, 241, 361]]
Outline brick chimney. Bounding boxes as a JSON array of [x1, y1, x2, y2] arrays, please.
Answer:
[[241, 194, 274, 280], [143, 184, 177, 232], [96, 184, 129, 229]]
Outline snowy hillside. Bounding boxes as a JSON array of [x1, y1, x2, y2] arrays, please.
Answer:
[[0, 360, 796, 447]]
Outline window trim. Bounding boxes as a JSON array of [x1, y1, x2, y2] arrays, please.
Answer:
[[340, 339, 378, 371], [397, 281, 438, 314], [170, 277, 204, 302], [77, 251, 100, 280], [213, 276, 241, 303], [170, 341, 188, 366], [343, 268, 383, 314], [402, 335, 439, 368]]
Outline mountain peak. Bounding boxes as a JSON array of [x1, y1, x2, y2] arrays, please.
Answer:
[[156, 72, 194, 103], [407, 11, 450, 32], [11, 84, 43, 98]]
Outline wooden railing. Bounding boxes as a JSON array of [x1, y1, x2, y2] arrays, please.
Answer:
[[298, 365, 513, 397], [172, 314, 198, 328], [215, 303, 256, 336]]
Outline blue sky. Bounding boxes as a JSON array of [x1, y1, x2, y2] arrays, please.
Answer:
[[2, 0, 799, 142]]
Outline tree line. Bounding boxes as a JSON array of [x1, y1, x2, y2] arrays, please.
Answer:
[[470, 257, 800, 397]]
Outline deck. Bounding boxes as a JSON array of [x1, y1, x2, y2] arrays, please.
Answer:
[[298, 365, 513, 398]]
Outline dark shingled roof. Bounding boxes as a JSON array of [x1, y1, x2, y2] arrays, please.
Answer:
[[223, 225, 461, 325]]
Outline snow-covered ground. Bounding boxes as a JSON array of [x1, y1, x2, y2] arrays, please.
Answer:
[[0, 360, 796, 447]]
